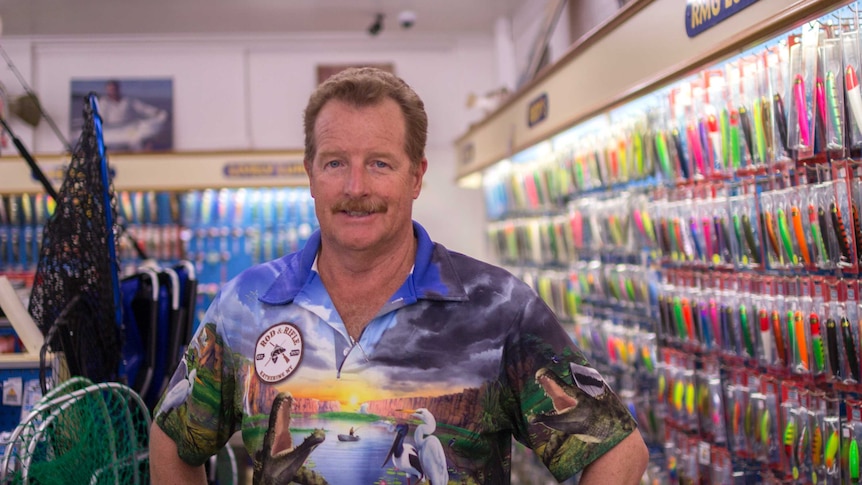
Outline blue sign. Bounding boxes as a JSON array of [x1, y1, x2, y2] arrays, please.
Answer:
[[527, 93, 549, 128], [685, 0, 759, 38]]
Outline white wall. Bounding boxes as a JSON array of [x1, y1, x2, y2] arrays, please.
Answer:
[[0, 32, 496, 260], [510, 0, 571, 89]]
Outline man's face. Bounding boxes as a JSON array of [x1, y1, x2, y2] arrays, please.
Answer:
[[307, 98, 426, 255], [105, 83, 120, 101]]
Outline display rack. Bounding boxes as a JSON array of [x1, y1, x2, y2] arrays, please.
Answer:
[[0, 150, 318, 332], [456, 0, 862, 482]]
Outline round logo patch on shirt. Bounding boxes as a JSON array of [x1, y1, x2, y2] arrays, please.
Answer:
[[254, 323, 304, 383]]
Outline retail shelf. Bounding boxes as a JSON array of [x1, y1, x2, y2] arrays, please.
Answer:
[[0, 149, 308, 193]]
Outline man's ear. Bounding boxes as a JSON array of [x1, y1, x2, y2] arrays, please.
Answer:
[[413, 158, 428, 199], [304, 159, 315, 198]]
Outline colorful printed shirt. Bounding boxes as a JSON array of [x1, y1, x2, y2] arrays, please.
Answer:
[[154, 221, 637, 484]]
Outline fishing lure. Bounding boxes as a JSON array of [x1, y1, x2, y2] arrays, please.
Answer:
[[760, 97, 773, 157], [842, 317, 860, 381], [632, 209, 647, 241], [729, 110, 742, 169], [724, 305, 738, 354], [682, 298, 696, 339], [783, 419, 796, 460], [702, 217, 713, 262], [763, 212, 782, 263], [846, 65, 862, 133], [655, 131, 673, 178], [794, 311, 809, 371], [630, 131, 643, 177], [732, 214, 744, 260], [826, 317, 840, 378], [720, 109, 731, 169], [825, 71, 844, 147], [744, 400, 754, 441], [796, 422, 809, 469], [773, 93, 789, 152], [812, 424, 823, 467], [790, 206, 811, 265], [851, 438, 860, 481], [671, 128, 689, 179], [776, 208, 796, 264], [689, 217, 703, 261], [772, 310, 786, 365], [685, 381, 695, 415], [811, 313, 825, 373], [814, 77, 828, 149], [687, 123, 705, 175], [809, 204, 830, 263], [831, 203, 852, 262], [673, 297, 686, 339], [740, 304, 754, 358], [794, 74, 811, 147], [818, 205, 834, 263], [759, 308, 772, 363], [739, 106, 755, 163], [825, 429, 839, 470], [641, 210, 656, 246], [815, 76, 828, 132], [787, 311, 796, 367], [851, 202, 862, 261], [710, 299, 721, 348], [673, 218, 686, 259], [673, 380, 685, 412], [732, 399, 741, 437], [715, 216, 731, 263], [752, 99, 767, 164], [741, 214, 760, 264], [659, 218, 671, 255]]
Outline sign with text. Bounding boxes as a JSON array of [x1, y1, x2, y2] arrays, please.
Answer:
[[223, 161, 306, 178], [685, 0, 759, 38], [527, 93, 549, 128]]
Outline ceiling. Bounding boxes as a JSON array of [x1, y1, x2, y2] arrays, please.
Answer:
[[0, 0, 527, 38]]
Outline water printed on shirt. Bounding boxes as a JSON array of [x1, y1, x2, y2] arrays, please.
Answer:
[[154, 222, 637, 485]]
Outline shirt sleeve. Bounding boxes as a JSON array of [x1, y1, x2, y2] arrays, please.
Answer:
[[153, 290, 239, 466], [503, 293, 637, 481]]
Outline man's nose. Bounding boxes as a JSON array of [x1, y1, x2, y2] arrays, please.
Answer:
[[344, 164, 369, 195]]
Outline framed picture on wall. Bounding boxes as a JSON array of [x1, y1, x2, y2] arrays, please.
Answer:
[[69, 78, 173, 153], [316, 63, 394, 85]]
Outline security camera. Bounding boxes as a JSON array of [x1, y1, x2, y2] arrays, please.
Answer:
[[368, 13, 384, 36], [398, 10, 416, 29]]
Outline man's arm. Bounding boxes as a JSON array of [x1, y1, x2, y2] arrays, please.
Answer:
[[578, 429, 649, 485], [149, 423, 208, 485]]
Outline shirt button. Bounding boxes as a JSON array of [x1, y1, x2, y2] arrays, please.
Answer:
[[343, 347, 350, 356]]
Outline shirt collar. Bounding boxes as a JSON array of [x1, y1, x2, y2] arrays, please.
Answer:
[[259, 221, 467, 305]]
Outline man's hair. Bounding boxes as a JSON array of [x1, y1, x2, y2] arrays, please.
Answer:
[[303, 67, 427, 170]]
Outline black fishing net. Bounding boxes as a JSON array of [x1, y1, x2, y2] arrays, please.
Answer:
[[27, 94, 122, 385]]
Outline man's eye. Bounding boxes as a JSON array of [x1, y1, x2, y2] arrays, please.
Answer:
[[326, 160, 341, 168], [373, 160, 389, 168]]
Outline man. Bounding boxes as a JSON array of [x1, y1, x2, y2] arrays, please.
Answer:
[[150, 67, 648, 484], [99, 79, 168, 151]]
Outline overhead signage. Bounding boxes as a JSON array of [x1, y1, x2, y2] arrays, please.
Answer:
[[685, 0, 759, 38], [527, 93, 549, 128], [223, 161, 306, 178]]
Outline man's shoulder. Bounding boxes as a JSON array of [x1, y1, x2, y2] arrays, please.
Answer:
[[433, 244, 531, 292], [226, 251, 302, 295]]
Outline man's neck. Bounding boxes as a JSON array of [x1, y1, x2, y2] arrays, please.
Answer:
[[316, 235, 417, 340]]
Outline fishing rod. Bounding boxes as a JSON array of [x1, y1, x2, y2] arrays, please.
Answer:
[[0, 47, 149, 260], [0, 112, 149, 260], [0, 44, 72, 153]]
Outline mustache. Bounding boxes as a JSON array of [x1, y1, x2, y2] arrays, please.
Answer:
[[331, 198, 387, 214]]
